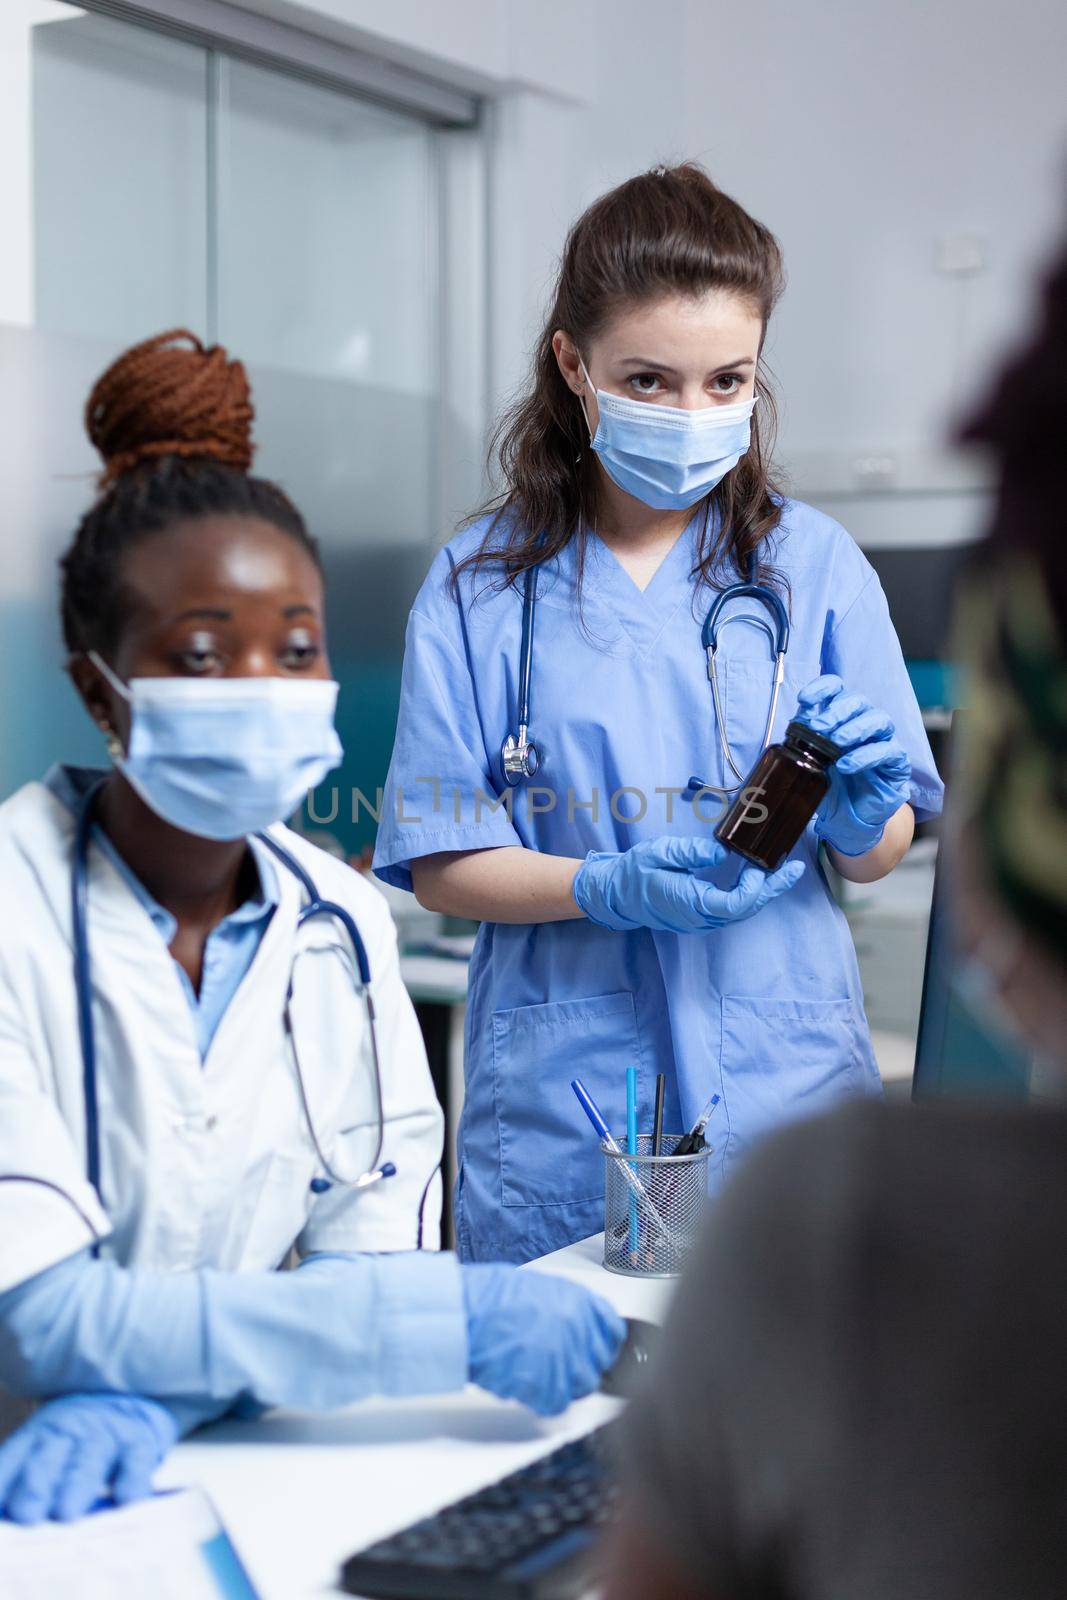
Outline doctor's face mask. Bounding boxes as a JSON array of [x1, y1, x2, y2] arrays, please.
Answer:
[[572, 287, 763, 512], [578, 352, 756, 511], [90, 652, 343, 841]]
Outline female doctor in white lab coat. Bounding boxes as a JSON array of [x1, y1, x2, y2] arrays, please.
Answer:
[[0, 332, 622, 1526]]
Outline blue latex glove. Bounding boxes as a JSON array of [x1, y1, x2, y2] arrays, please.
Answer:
[[462, 1266, 626, 1416], [572, 835, 804, 933], [795, 675, 912, 856], [0, 1394, 177, 1524]]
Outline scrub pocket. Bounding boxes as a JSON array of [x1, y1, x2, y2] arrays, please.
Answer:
[[719, 995, 867, 1170], [722, 654, 822, 786], [492, 991, 643, 1208]]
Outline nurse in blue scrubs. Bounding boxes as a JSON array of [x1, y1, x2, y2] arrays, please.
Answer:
[[374, 163, 942, 1263]]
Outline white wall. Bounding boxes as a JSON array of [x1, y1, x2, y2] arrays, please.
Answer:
[[0, 1, 76, 328], [146, 0, 1067, 545], [681, 0, 1067, 542], [238, 1, 691, 426]]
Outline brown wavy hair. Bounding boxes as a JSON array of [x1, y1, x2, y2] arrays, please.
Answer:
[[452, 162, 787, 599]]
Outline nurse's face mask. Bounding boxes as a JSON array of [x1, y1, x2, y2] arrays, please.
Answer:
[[88, 652, 343, 840], [577, 354, 756, 512]]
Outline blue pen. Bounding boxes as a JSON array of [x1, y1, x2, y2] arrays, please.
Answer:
[[571, 1078, 681, 1252], [673, 1092, 721, 1157], [626, 1066, 639, 1258]]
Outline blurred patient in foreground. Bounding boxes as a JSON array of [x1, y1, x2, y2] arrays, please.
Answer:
[[604, 219, 1067, 1599]]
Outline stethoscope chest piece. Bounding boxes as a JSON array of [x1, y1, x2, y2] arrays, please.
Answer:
[[500, 731, 541, 786]]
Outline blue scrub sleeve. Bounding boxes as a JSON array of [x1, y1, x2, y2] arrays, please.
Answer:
[[823, 570, 944, 822], [0, 1247, 468, 1414], [374, 585, 524, 892]]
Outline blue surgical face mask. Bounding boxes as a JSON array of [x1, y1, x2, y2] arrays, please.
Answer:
[[89, 653, 343, 840], [578, 356, 756, 511]]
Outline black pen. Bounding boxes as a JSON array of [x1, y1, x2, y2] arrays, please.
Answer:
[[652, 1074, 666, 1157]]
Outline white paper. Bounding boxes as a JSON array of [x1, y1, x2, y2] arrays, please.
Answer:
[[0, 1486, 257, 1599]]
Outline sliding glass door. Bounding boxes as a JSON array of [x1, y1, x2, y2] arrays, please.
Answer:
[[0, 1, 482, 854], [217, 60, 444, 852]]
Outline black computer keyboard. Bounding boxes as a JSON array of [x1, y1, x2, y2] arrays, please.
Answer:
[[339, 1423, 620, 1600]]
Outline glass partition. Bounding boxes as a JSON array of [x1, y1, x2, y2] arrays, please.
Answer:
[[0, 2, 474, 856], [0, 4, 209, 787], [217, 61, 443, 854]]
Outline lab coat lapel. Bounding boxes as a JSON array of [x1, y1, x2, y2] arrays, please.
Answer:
[[16, 784, 200, 1058]]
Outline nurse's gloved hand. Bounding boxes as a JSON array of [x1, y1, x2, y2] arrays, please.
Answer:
[[462, 1265, 625, 1416], [0, 1394, 177, 1524], [796, 675, 912, 857], [572, 836, 804, 933]]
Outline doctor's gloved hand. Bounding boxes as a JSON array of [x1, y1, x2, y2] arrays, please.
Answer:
[[0, 1393, 178, 1524], [572, 835, 804, 934], [462, 1265, 626, 1416], [796, 675, 912, 857]]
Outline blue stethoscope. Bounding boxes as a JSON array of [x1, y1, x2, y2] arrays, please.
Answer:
[[499, 552, 790, 793], [500, 563, 541, 785], [72, 780, 395, 1238]]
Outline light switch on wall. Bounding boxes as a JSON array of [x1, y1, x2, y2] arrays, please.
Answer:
[[852, 454, 898, 488], [935, 233, 988, 276]]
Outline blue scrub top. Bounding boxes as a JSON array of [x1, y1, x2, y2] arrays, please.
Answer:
[[374, 499, 943, 1263]]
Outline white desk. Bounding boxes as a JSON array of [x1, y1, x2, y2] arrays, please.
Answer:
[[156, 1236, 674, 1599]]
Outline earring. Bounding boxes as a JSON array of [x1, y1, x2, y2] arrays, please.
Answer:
[[99, 720, 123, 762]]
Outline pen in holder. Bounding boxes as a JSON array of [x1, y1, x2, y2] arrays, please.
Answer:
[[602, 1134, 712, 1278]]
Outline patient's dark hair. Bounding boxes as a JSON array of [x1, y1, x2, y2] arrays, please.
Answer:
[[954, 210, 1067, 969], [959, 217, 1067, 620], [59, 329, 320, 657]]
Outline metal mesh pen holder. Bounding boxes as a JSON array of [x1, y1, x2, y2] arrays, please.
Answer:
[[602, 1135, 712, 1278]]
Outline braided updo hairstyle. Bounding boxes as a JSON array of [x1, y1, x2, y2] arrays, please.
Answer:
[[60, 329, 321, 658]]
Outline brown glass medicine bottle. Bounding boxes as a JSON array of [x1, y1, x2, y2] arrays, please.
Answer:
[[715, 719, 842, 870]]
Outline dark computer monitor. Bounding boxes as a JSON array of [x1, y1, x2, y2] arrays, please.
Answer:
[[912, 714, 1033, 1102], [863, 543, 974, 664]]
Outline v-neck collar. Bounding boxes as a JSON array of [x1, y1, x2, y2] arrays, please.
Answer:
[[582, 516, 701, 656], [591, 518, 695, 596]]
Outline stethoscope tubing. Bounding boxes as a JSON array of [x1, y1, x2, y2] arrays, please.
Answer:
[[71, 784, 389, 1234], [516, 563, 537, 734], [500, 564, 541, 785], [256, 832, 386, 1190], [700, 558, 790, 656], [72, 778, 106, 1206], [500, 548, 790, 792]]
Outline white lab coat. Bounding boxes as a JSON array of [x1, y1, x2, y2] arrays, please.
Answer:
[[0, 781, 444, 1294]]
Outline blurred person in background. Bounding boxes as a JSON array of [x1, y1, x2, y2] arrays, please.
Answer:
[[602, 210, 1067, 1600]]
